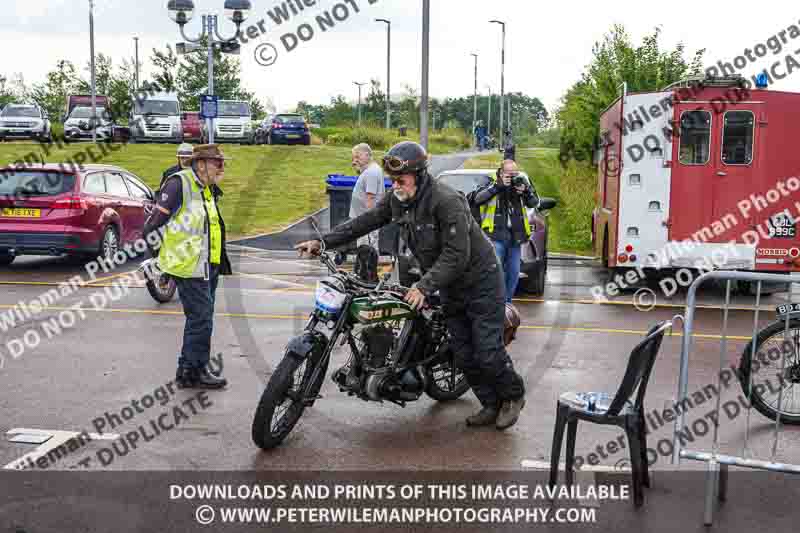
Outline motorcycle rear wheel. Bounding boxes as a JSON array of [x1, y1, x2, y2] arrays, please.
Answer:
[[425, 352, 470, 402], [252, 354, 327, 450], [146, 274, 177, 303]]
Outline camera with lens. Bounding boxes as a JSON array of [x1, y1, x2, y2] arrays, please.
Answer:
[[511, 175, 526, 188]]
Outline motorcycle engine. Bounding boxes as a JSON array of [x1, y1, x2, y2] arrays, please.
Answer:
[[335, 323, 428, 402]]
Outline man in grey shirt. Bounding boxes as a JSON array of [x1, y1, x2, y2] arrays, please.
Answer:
[[350, 143, 386, 249]]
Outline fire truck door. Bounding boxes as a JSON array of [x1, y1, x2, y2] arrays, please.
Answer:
[[669, 106, 719, 241], [711, 103, 763, 243]]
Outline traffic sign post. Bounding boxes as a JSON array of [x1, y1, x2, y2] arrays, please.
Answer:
[[200, 95, 219, 143]]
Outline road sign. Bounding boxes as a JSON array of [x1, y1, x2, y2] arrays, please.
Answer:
[[200, 95, 219, 120]]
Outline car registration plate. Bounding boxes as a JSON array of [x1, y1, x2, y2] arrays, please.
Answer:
[[1, 208, 41, 218], [768, 213, 797, 239], [286, 134, 300, 139]]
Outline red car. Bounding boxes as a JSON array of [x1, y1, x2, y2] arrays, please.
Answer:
[[0, 164, 155, 266], [181, 111, 202, 143]]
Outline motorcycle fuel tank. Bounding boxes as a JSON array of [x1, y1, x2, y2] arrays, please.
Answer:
[[349, 297, 415, 325]]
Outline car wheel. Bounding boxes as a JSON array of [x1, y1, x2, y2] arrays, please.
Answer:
[[0, 252, 15, 266], [99, 226, 119, 263], [520, 256, 547, 296]]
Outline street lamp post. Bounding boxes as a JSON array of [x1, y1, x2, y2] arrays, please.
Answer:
[[133, 37, 140, 90], [490, 19, 505, 148], [167, 0, 251, 144], [420, 0, 430, 151], [375, 18, 391, 129], [486, 85, 492, 140], [354, 82, 366, 126], [89, 0, 97, 143], [471, 53, 478, 149]]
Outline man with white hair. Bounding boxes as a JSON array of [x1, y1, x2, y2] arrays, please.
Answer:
[[350, 143, 386, 254], [161, 143, 195, 190]]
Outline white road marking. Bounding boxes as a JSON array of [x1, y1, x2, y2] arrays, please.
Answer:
[[4, 428, 119, 470], [520, 459, 631, 473]]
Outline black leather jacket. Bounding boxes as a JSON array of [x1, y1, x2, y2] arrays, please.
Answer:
[[322, 172, 499, 295]]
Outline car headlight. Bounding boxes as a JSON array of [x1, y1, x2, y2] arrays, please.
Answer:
[[244, 123, 252, 132]]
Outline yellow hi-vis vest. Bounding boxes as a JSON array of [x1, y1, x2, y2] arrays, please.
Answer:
[[478, 178, 532, 237], [159, 169, 222, 279]]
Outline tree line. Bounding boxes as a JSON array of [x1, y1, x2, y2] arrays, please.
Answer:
[[556, 25, 705, 164]]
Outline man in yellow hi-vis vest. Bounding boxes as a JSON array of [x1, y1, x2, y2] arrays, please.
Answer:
[[470, 159, 537, 302], [143, 144, 232, 389]]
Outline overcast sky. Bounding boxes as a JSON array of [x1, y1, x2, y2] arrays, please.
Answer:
[[4, 0, 800, 115]]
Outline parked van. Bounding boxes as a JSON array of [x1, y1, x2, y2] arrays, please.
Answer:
[[203, 100, 254, 144], [129, 92, 183, 143]]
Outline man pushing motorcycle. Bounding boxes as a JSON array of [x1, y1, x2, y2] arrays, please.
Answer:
[[295, 141, 526, 430]]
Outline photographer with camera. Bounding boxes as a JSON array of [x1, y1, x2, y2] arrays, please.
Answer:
[[470, 159, 537, 302]]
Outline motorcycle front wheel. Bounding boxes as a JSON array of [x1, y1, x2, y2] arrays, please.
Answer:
[[146, 273, 177, 303], [425, 352, 470, 402], [252, 354, 328, 450]]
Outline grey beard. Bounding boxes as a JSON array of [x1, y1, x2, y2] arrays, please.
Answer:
[[393, 189, 410, 202]]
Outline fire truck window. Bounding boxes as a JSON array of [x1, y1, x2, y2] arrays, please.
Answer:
[[678, 111, 711, 165], [721, 111, 754, 165]]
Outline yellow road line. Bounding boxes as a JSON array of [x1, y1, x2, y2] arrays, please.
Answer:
[[513, 296, 765, 312], [0, 301, 753, 340], [84, 271, 138, 285], [519, 324, 752, 341]]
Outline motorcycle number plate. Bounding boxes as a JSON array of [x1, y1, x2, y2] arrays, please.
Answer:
[[315, 283, 346, 315], [776, 302, 800, 317]]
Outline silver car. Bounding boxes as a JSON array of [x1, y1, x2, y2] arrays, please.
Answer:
[[0, 104, 51, 142]]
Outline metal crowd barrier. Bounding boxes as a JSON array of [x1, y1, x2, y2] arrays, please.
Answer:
[[673, 270, 800, 526]]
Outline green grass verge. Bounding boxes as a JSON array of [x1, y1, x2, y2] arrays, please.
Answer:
[[0, 142, 356, 238], [315, 126, 471, 154], [461, 148, 596, 256]]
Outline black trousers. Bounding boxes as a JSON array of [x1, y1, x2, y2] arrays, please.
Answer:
[[442, 262, 525, 408], [174, 264, 220, 370]]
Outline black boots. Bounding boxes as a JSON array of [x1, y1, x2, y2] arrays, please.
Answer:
[[176, 365, 227, 389]]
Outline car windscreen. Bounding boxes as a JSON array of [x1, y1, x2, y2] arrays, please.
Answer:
[[0, 171, 76, 198], [1, 106, 40, 118], [275, 115, 304, 124], [70, 107, 111, 120], [134, 100, 179, 116], [218, 102, 251, 117], [437, 173, 491, 196]]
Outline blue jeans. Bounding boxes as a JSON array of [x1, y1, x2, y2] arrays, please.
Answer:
[[175, 264, 220, 370], [492, 240, 521, 303]]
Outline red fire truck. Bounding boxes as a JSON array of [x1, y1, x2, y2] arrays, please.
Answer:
[[592, 75, 800, 276]]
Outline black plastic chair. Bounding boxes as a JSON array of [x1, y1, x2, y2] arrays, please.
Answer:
[[548, 320, 675, 507]]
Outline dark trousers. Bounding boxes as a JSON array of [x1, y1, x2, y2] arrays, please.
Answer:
[[442, 262, 525, 408], [175, 264, 220, 370]]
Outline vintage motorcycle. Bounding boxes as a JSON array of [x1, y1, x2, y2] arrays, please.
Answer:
[[251, 245, 472, 450]]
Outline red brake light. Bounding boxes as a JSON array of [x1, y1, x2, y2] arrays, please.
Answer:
[[625, 244, 633, 253], [51, 195, 88, 212], [273, 122, 282, 129]]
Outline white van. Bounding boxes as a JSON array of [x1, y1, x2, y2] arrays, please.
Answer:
[[129, 92, 183, 143], [204, 100, 254, 144]]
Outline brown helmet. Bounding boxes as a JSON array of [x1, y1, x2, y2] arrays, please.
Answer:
[[503, 303, 521, 346]]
